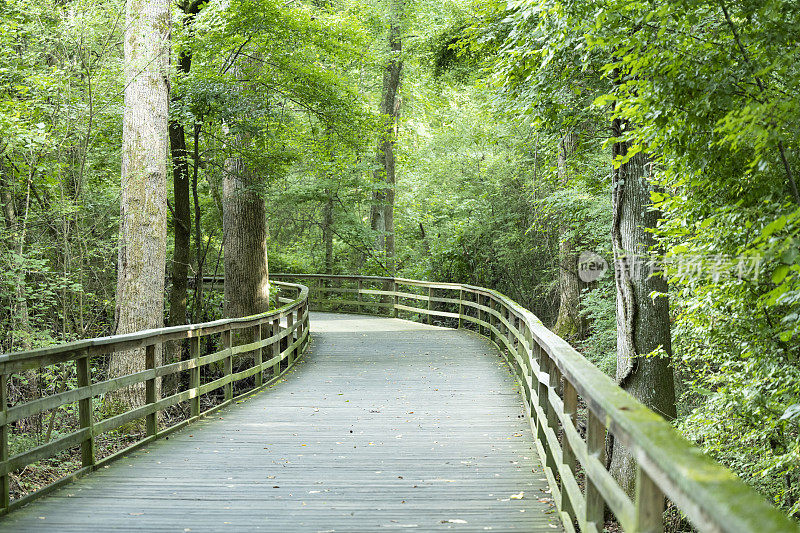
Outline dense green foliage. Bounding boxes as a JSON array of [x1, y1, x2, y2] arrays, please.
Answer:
[[1, 0, 798, 520]]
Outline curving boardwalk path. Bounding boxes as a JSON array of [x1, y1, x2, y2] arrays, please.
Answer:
[[1, 313, 562, 532]]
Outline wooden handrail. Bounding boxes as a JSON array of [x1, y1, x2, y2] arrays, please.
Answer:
[[265, 273, 798, 533], [0, 281, 310, 514]]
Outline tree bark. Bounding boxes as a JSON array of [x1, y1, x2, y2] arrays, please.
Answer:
[[371, 0, 403, 274], [165, 113, 191, 395], [608, 119, 676, 494], [191, 122, 205, 323], [111, 0, 170, 409], [165, 1, 203, 394], [323, 193, 334, 274], [1, 168, 32, 352], [554, 132, 586, 339], [223, 138, 270, 323]]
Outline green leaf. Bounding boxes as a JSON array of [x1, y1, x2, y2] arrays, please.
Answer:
[[772, 265, 790, 284]]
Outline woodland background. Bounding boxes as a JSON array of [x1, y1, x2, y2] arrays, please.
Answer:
[[0, 0, 799, 520]]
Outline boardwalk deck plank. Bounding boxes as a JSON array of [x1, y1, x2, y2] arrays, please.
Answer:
[[0, 313, 562, 532]]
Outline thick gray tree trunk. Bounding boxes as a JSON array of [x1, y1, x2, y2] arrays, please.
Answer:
[[609, 118, 676, 494], [554, 132, 586, 339], [223, 137, 270, 322], [371, 0, 403, 274], [111, 0, 170, 408]]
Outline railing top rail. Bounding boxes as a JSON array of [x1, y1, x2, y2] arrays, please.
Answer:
[[0, 281, 307, 371]]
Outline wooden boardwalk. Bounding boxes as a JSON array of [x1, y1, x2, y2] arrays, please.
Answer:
[[0, 313, 561, 532]]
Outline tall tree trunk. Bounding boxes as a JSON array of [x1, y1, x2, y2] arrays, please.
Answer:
[[111, 0, 170, 408], [608, 119, 676, 494], [554, 132, 586, 339], [1, 169, 32, 352], [223, 136, 270, 323], [323, 193, 334, 275], [165, 1, 202, 394], [165, 113, 191, 395], [371, 0, 403, 274], [191, 122, 205, 323]]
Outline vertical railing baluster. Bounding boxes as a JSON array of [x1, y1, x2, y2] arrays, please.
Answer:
[[222, 329, 232, 401], [302, 303, 310, 352], [561, 376, 577, 517], [484, 297, 491, 339], [1, 373, 10, 511], [524, 328, 535, 415], [544, 356, 559, 474], [392, 280, 399, 318], [458, 289, 463, 329], [586, 411, 607, 529], [505, 310, 513, 353], [478, 295, 484, 336], [190, 336, 200, 417], [427, 286, 433, 324], [635, 466, 665, 533], [255, 323, 263, 388], [536, 348, 556, 472], [296, 309, 304, 357], [517, 320, 530, 378], [287, 311, 295, 365], [358, 279, 363, 314], [272, 317, 280, 376], [145, 344, 157, 437], [77, 355, 95, 468], [506, 309, 513, 353]]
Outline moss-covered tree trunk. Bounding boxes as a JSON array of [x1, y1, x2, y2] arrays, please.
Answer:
[[554, 132, 586, 340], [609, 119, 676, 494], [111, 0, 169, 408]]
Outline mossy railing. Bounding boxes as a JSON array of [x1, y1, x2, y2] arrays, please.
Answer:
[[263, 273, 798, 533], [0, 281, 309, 514]]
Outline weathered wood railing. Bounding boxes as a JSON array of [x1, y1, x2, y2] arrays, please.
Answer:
[[0, 281, 309, 514], [263, 273, 797, 533]]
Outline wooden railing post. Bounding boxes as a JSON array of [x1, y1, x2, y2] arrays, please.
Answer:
[[481, 297, 488, 337], [1, 373, 9, 511], [544, 357, 559, 474], [272, 317, 281, 375], [255, 323, 263, 388], [190, 336, 200, 417], [489, 297, 496, 341], [535, 347, 551, 459], [302, 303, 309, 352], [296, 309, 304, 358], [505, 308, 512, 353], [427, 287, 433, 324], [458, 289, 463, 329], [517, 321, 530, 378], [392, 280, 399, 318], [145, 344, 157, 437], [561, 378, 577, 517], [287, 312, 295, 365], [76, 355, 95, 468], [222, 330, 232, 401], [635, 467, 664, 533], [358, 279, 364, 314], [586, 411, 607, 528], [476, 295, 483, 336]]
